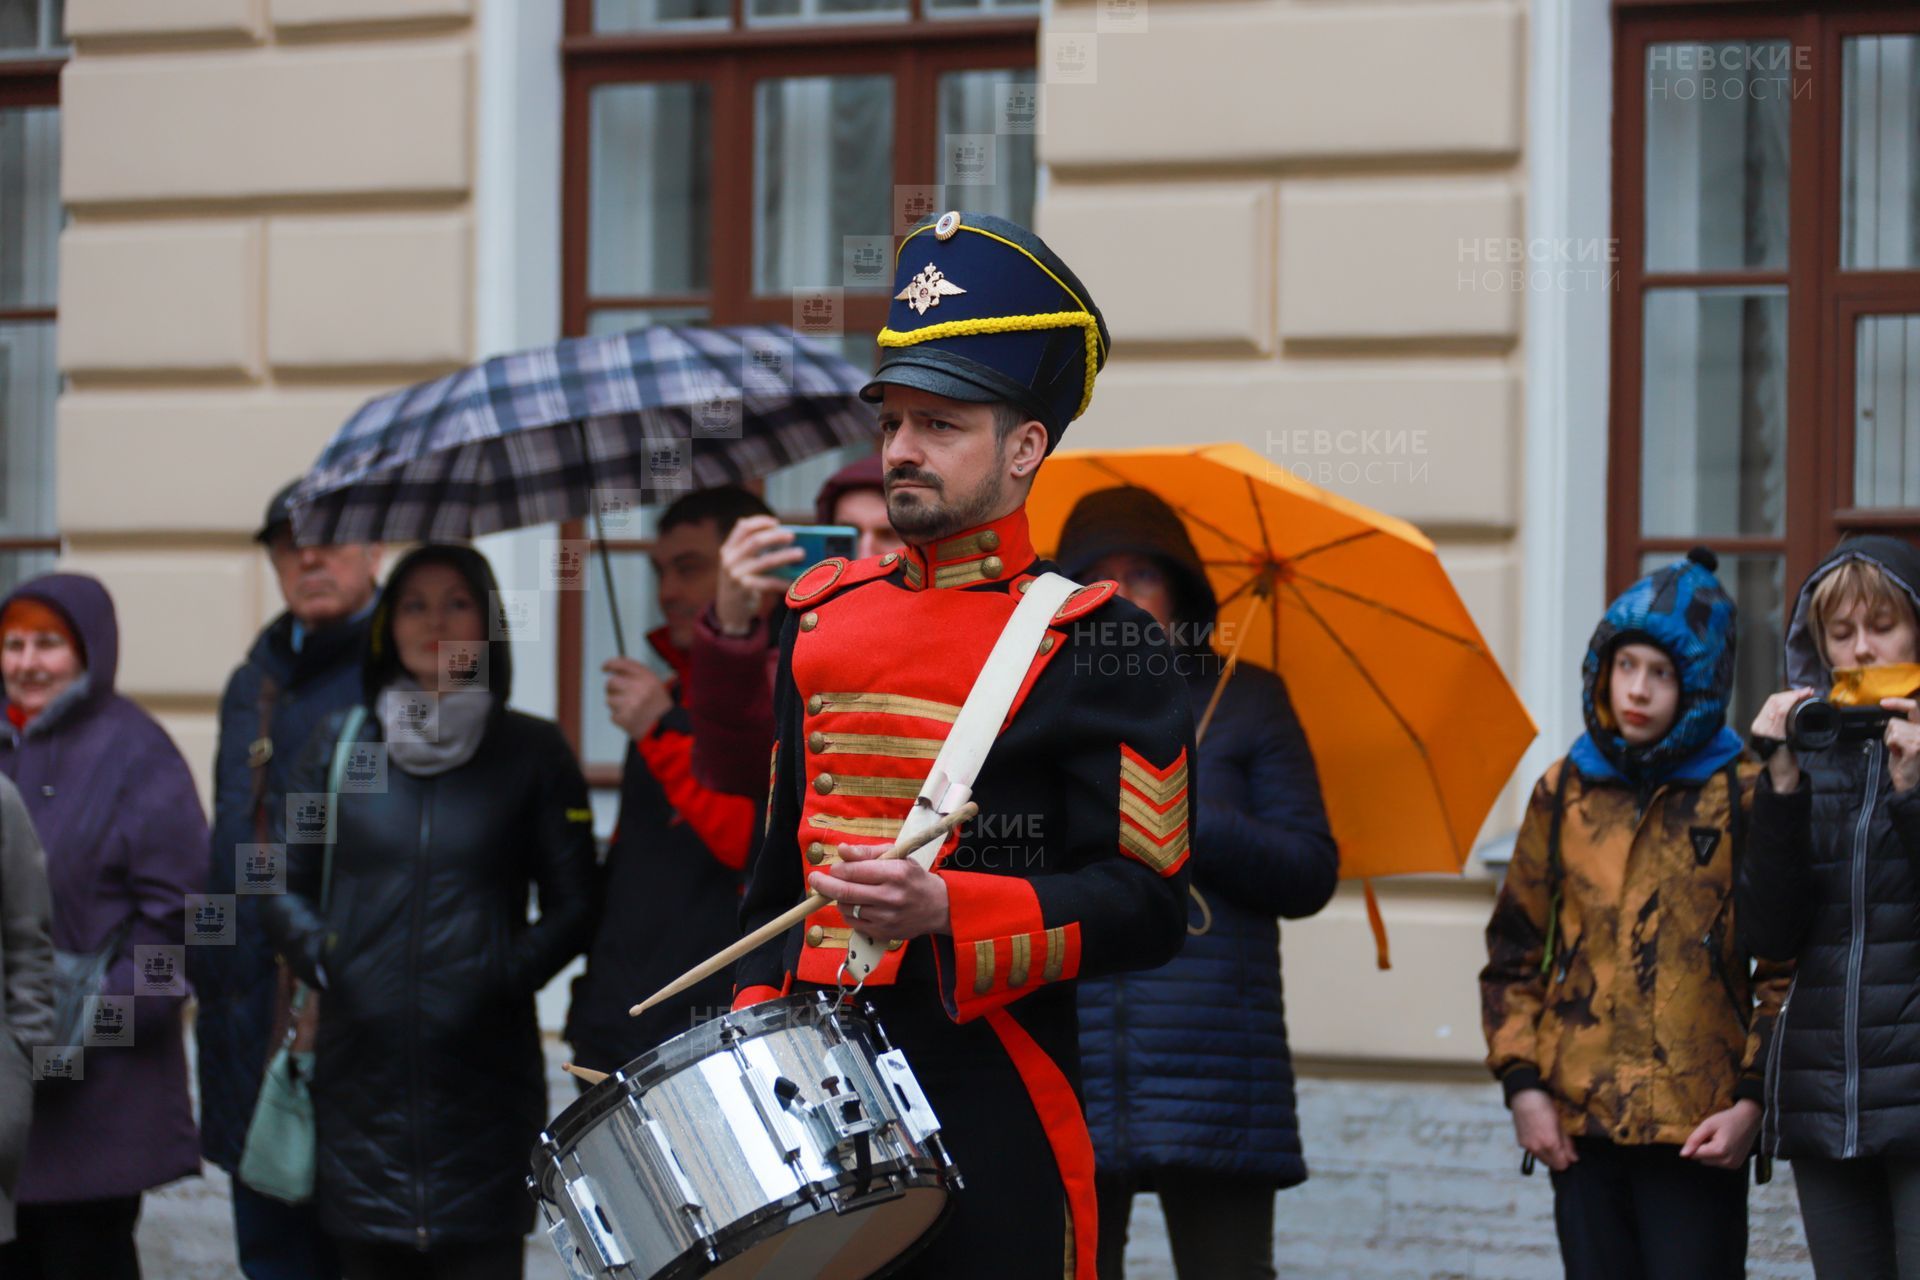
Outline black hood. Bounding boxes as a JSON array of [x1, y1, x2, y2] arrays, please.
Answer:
[[363, 544, 513, 708], [1054, 486, 1217, 637], [1784, 534, 1920, 690]]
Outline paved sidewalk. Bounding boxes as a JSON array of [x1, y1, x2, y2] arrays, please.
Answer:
[[136, 1042, 1809, 1279]]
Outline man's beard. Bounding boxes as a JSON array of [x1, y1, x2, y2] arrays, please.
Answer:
[[885, 464, 1006, 544]]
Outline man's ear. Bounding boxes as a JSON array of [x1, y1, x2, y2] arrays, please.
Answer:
[[1007, 420, 1048, 480]]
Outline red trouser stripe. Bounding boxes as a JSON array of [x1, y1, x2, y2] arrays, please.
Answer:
[[984, 1009, 1097, 1280]]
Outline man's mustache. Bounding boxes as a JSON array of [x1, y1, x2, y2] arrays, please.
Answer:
[[886, 468, 943, 492]]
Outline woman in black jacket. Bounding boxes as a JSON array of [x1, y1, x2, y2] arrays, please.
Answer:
[[266, 545, 599, 1280], [1739, 535, 1920, 1279], [1061, 487, 1339, 1280]]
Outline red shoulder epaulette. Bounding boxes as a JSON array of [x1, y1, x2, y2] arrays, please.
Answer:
[[785, 554, 898, 607], [1051, 578, 1120, 623]]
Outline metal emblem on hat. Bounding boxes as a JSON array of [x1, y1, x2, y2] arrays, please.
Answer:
[[934, 210, 963, 240], [896, 262, 967, 317]]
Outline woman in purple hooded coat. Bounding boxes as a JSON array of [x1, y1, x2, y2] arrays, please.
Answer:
[[0, 573, 208, 1280]]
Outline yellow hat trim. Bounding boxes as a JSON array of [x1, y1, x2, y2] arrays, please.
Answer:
[[877, 311, 1102, 422]]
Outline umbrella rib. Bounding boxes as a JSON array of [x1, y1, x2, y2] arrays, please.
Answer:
[[1078, 457, 1267, 560], [1281, 579, 1465, 868], [1289, 528, 1382, 564], [1175, 506, 1265, 561], [1211, 572, 1263, 610], [1244, 472, 1275, 562], [1289, 571, 1492, 652]]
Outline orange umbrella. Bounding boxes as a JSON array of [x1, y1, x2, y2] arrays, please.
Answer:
[[1028, 443, 1536, 962]]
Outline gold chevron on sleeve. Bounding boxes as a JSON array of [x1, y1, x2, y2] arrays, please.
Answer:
[[1119, 788, 1190, 840], [1119, 754, 1189, 807], [814, 691, 961, 723], [1119, 822, 1190, 874]]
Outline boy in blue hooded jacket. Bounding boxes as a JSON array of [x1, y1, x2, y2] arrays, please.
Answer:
[[1481, 548, 1792, 1279]]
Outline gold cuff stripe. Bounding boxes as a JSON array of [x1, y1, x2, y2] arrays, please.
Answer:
[[1120, 789, 1190, 840], [809, 813, 906, 837], [1120, 823, 1189, 874], [1119, 758, 1189, 806], [813, 731, 945, 759], [827, 774, 925, 799], [1042, 927, 1067, 983], [815, 692, 961, 723], [974, 940, 996, 995], [1008, 934, 1031, 989]]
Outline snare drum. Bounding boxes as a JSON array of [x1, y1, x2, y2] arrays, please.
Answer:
[[530, 993, 960, 1279]]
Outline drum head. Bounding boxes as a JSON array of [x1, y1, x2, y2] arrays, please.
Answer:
[[706, 1186, 946, 1280]]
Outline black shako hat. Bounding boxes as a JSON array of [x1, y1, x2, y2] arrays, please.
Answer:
[[860, 210, 1111, 453]]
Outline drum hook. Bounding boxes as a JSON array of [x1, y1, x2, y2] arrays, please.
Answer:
[[834, 956, 868, 1006]]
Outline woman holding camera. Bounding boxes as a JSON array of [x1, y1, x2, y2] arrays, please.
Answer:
[[1740, 535, 1920, 1280], [264, 545, 598, 1280]]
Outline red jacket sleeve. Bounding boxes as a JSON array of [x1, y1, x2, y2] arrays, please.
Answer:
[[635, 728, 757, 872], [687, 605, 780, 796]]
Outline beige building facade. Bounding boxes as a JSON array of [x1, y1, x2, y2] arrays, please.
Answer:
[[44, 0, 1617, 1071]]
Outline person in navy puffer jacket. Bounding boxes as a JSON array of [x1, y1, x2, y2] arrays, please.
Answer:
[[1061, 486, 1339, 1280]]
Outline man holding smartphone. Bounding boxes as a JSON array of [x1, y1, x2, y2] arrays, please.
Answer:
[[565, 486, 783, 1070], [688, 456, 905, 796]]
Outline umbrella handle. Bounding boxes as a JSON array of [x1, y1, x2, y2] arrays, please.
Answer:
[[592, 504, 628, 659], [577, 418, 628, 660], [1195, 594, 1261, 743]]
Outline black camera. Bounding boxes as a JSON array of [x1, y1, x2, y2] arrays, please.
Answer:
[[1785, 697, 1894, 753]]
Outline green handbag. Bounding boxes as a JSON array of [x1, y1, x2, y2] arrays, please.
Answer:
[[237, 706, 365, 1205]]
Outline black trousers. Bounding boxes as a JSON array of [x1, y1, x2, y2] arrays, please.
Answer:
[[331, 1238, 522, 1280], [1549, 1139, 1747, 1280], [0, 1195, 143, 1280], [1094, 1171, 1277, 1280], [1792, 1153, 1920, 1280]]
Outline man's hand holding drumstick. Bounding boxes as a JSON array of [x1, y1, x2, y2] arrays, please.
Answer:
[[809, 841, 953, 940], [629, 802, 975, 1017]]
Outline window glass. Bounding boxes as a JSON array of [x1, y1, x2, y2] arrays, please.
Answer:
[[753, 75, 894, 295], [1644, 41, 1792, 272], [1640, 287, 1789, 537]]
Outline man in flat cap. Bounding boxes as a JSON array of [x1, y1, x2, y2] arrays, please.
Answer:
[[732, 211, 1195, 1278]]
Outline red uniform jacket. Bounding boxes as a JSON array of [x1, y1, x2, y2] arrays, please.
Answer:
[[732, 506, 1194, 1279]]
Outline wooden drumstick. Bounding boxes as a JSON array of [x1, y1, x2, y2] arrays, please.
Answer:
[[562, 1062, 609, 1086], [628, 801, 979, 1018]]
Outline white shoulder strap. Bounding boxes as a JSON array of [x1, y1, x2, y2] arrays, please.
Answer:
[[844, 571, 1081, 979]]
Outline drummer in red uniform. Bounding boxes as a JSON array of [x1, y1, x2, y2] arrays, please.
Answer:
[[731, 210, 1195, 1278]]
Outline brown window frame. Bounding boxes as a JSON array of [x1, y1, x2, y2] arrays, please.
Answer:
[[556, 1, 1036, 758], [0, 49, 66, 570], [1609, 1, 1920, 606]]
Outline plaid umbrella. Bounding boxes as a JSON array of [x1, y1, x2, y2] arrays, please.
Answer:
[[288, 324, 877, 547]]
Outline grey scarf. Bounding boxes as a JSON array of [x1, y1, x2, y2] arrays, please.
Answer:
[[378, 677, 494, 777]]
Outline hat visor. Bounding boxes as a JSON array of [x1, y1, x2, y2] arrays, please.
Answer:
[[860, 353, 1009, 407]]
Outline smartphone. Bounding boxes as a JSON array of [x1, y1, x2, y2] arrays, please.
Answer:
[[771, 524, 859, 582]]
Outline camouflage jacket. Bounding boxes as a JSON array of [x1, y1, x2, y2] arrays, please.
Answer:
[[1480, 756, 1792, 1145]]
